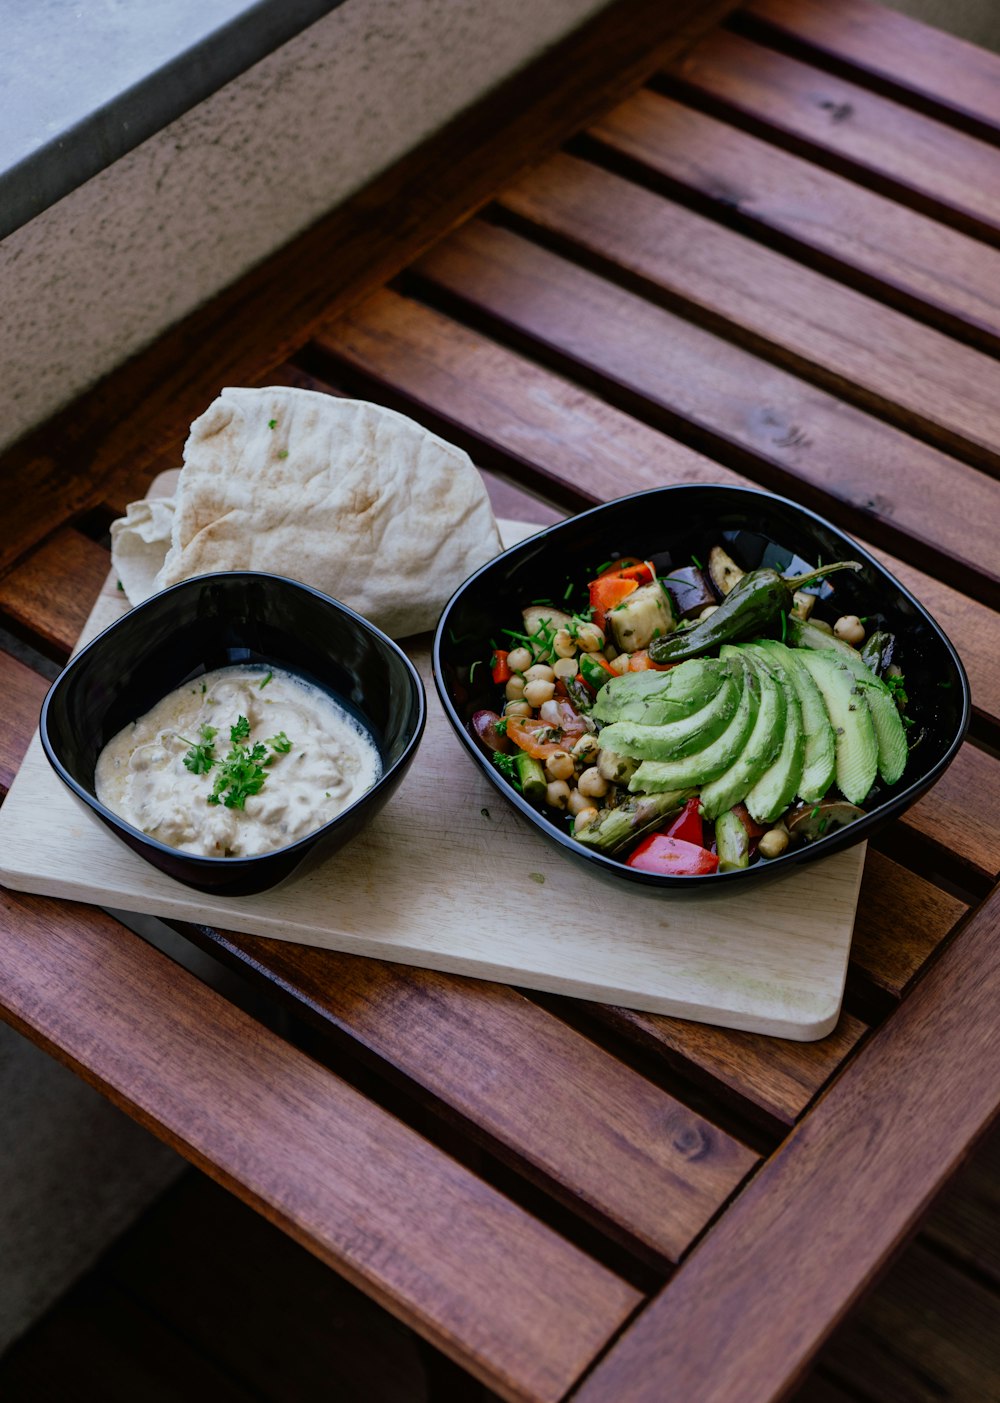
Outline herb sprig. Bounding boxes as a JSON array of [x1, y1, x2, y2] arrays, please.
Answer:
[[183, 714, 293, 808]]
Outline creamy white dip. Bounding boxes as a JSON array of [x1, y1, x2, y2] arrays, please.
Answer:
[[95, 665, 381, 857]]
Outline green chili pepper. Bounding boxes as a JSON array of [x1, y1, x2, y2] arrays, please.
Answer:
[[648, 561, 862, 665]]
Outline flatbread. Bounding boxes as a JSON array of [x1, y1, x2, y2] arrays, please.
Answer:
[[109, 495, 176, 606], [112, 387, 502, 637]]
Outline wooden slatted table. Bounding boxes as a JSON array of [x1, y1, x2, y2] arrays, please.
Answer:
[[2, 2, 999, 1398]]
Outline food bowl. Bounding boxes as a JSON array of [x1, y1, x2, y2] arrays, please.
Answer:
[[433, 485, 970, 889], [41, 572, 425, 896]]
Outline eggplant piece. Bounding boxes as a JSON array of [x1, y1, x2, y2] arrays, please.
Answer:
[[708, 545, 745, 597], [786, 800, 865, 844], [860, 630, 896, 676], [790, 590, 817, 621], [660, 565, 715, 621]]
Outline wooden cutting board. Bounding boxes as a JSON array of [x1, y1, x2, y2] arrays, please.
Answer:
[[0, 492, 865, 1040]]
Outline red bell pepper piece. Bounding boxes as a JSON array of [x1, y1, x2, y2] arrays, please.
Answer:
[[491, 649, 511, 685], [588, 575, 638, 630], [597, 558, 654, 585], [626, 834, 719, 876], [627, 649, 674, 672], [733, 802, 766, 839], [664, 797, 703, 848]]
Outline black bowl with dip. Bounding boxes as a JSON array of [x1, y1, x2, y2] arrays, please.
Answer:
[[40, 572, 426, 896], [433, 484, 970, 892]]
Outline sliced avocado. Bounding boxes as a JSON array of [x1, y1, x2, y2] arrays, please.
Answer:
[[698, 648, 785, 820], [715, 808, 750, 871], [757, 640, 836, 804], [591, 658, 728, 727], [795, 650, 878, 805], [607, 581, 676, 653], [787, 616, 861, 663], [598, 668, 739, 762], [628, 653, 758, 792], [743, 645, 805, 824]]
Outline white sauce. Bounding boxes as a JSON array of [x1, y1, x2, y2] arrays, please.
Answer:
[[95, 665, 381, 858]]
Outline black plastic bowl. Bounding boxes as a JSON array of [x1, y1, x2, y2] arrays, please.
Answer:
[[433, 485, 970, 890], [41, 572, 425, 896]]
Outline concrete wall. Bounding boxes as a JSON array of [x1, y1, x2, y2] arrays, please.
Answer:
[[890, 0, 1000, 50]]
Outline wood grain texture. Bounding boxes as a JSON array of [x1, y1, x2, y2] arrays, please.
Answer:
[[573, 882, 1000, 1403], [0, 650, 49, 795], [741, 0, 1000, 140], [899, 743, 1000, 887], [317, 288, 1000, 728], [851, 849, 967, 1000], [587, 1005, 866, 1129], [167, 932, 756, 1263], [0, 528, 112, 657], [409, 223, 1000, 605], [923, 1120, 1000, 1289], [0, 887, 640, 1403], [498, 152, 1000, 473], [0, 0, 738, 579], [665, 29, 1000, 243], [587, 90, 1000, 352]]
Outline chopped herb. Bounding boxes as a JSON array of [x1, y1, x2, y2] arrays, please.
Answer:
[[937, 680, 953, 689], [563, 582, 574, 600], [531, 597, 554, 606], [259, 671, 273, 689], [182, 723, 218, 775], [277, 449, 289, 459], [325, 791, 331, 798], [494, 717, 508, 735], [810, 806, 820, 819], [469, 660, 482, 683], [595, 560, 614, 575], [779, 610, 787, 643], [200, 682, 207, 694], [528, 872, 545, 885], [268, 418, 277, 429], [690, 554, 703, 569], [266, 731, 292, 753], [492, 751, 521, 789], [208, 739, 270, 809], [230, 715, 251, 743], [817, 818, 829, 834], [116, 579, 124, 592]]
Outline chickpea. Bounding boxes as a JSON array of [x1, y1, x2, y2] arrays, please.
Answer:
[[575, 622, 605, 653], [758, 827, 789, 859], [523, 679, 555, 708], [834, 614, 866, 646], [503, 699, 532, 718], [545, 750, 575, 782], [571, 734, 601, 764], [504, 675, 526, 702], [506, 646, 532, 673], [553, 628, 577, 659], [578, 766, 609, 799], [698, 604, 719, 621], [609, 653, 630, 675], [604, 644, 618, 662], [545, 779, 572, 810], [524, 663, 555, 683], [553, 657, 578, 680], [573, 806, 599, 833], [567, 788, 594, 816]]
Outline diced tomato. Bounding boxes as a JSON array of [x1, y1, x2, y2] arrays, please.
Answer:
[[491, 649, 511, 685], [627, 650, 674, 672], [506, 716, 569, 759], [665, 797, 703, 848], [626, 834, 719, 876], [589, 575, 638, 629], [733, 802, 766, 839]]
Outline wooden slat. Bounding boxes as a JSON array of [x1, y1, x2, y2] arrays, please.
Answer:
[[816, 1241, 1000, 1403], [169, 927, 756, 1264], [741, 0, 1000, 141], [499, 152, 1000, 474], [573, 882, 1000, 1403], [587, 1006, 866, 1129], [851, 849, 968, 1001], [0, 528, 112, 657], [318, 288, 1000, 722], [0, 888, 640, 1403], [899, 743, 1000, 888], [407, 222, 1000, 606], [665, 29, 1000, 243], [587, 90, 1000, 353], [0, 0, 738, 579], [922, 1121, 1000, 1289], [0, 651, 48, 795]]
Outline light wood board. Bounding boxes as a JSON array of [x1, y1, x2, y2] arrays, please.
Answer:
[[0, 507, 865, 1040]]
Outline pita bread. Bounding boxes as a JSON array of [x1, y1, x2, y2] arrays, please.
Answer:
[[109, 495, 177, 606], [112, 387, 502, 637]]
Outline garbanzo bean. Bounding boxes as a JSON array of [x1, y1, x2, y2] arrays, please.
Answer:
[[574, 806, 599, 832], [571, 734, 600, 764], [545, 780, 572, 810], [523, 679, 555, 708], [567, 788, 593, 816], [504, 675, 526, 701], [575, 623, 605, 653], [553, 629, 577, 659], [758, 827, 789, 859], [578, 766, 609, 799], [553, 657, 578, 680], [506, 646, 532, 673], [545, 750, 575, 782], [503, 699, 532, 718], [834, 614, 866, 646], [524, 663, 555, 683]]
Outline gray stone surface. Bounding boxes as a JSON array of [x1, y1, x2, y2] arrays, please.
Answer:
[[0, 0, 346, 239]]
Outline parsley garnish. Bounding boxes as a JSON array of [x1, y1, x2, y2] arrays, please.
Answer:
[[266, 731, 291, 754], [277, 449, 289, 459], [268, 418, 277, 429], [492, 751, 521, 790], [259, 671, 273, 689], [230, 715, 251, 742], [208, 740, 270, 809], [182, 724, 218, 775], [691, 554, 703, 569], [116, 579, 124, 592]]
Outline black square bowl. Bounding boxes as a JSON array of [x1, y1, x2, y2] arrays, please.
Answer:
[[41, 572, 426, 896], [433, 485, 970, 890]]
